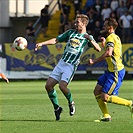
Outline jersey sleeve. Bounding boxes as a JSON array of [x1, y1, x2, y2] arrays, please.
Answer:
[[56, 29, 75, 42], [106, 35, 114, 48]]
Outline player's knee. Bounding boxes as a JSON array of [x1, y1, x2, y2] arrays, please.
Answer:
[[93, 84, 103, 96], [59, 82, 67, 91], [101, 93, 109, 102], [59, 84, 65, 90], [93, 89, 97, 96], [45, 83, 52, 91], [93, 87, 101, 96]]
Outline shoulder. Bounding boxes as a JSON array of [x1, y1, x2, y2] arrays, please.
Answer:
[[106, 33, 120, 43], [57, 29, 75, 41], [65, 29, 76, 36], [107, 33, 115, 38], [68, 29, 76, 33], [106, 34, 114, 42]]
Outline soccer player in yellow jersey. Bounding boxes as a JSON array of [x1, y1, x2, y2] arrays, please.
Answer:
[[89, 18, 133, 122]]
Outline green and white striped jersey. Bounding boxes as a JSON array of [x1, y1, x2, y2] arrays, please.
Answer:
[[57, 29, 94, 66]]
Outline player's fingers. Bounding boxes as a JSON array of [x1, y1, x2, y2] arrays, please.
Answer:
[[35, 45, 39, 51], [88, 59, 91, 65], [100, 37, 105, 42], [35, 47, 38, 51], [88, 59, 93, 66]]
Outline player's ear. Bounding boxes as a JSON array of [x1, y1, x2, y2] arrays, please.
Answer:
[[82, 22, 85, 26], [110, 26, 113, 31]]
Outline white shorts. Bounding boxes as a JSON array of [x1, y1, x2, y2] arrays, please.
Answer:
[[49, 59, 77, 83]]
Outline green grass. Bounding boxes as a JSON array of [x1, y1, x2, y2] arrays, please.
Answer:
[[0, 80, 133, 133]]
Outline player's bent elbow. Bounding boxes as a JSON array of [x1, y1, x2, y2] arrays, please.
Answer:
[[98, 47, 101, 52], [107, 52, 112, 57], [96, 47, 101, 52]]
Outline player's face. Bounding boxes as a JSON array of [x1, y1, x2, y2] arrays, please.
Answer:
[[75, 18, 83, 31], [101, 21, 110, 34]]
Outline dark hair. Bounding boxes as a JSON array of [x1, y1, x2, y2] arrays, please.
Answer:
[[105, 18, 118, 30]]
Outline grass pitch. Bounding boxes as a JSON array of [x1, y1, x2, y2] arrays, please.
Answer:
[[0, 80, 133, 133]]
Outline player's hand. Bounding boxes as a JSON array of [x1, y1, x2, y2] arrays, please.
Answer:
[[84, 34, 92, 41], [101, 37, 106, 43], [88, 59, 94, 66], [35, 43, 42, 51], [100, 37, 106, 48]]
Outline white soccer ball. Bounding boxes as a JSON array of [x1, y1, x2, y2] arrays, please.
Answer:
[[13, 37, 28, 51]]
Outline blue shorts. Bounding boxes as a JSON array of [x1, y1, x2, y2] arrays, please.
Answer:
[[97, 69, 125, 95]]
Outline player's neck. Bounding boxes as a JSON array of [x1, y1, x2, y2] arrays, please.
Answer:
[[107, 29, 115, 36], [78, 28, 86, 34]]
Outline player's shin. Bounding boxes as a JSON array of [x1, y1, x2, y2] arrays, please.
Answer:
[[63, 89, 73, 104], [95, 94, 110, 117], [63, 89, 75, 116], [48, 89, 59, 110]]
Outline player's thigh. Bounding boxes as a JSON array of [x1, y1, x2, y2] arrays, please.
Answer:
[[110, 69, 125, 95], [102, 71, 122, 95], [97, 72, 117, 95], [49, 62, 62, 83], [97, 73, 107, 87], [61, 64, 77, 83], [94, 84, 103, 96]]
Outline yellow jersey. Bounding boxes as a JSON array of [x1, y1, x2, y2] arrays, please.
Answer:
[[105, 33, 124, 72]]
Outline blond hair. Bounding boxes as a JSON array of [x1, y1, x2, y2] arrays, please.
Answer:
[[76, 14, 89, 26]]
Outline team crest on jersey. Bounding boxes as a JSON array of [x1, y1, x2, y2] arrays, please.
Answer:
[[70, 38, 80, 47]]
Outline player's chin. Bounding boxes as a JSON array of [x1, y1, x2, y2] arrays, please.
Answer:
[[100, 30, 107, 34], [77, 27, 82, 31]]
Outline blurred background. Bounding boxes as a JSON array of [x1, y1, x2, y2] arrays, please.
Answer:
[[0, 0, 133, 80]]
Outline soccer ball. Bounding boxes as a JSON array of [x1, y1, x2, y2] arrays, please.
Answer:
[[13, 37, 28, 51]]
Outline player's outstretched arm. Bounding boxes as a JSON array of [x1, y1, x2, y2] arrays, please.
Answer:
[[0, 73, 9, 83], [35, 38, 58, 51], [88, 46, 113, 65]]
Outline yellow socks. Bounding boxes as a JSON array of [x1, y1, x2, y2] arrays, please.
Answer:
[[95, 94, 132, 118], [107, 95, 132, 107], [95, 95, 110, 118]]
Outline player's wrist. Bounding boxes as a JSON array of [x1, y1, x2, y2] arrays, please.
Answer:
[[87, 35, 93, 41]]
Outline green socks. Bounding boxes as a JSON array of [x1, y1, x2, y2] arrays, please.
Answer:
[[64, 90, 73, 104], [48, 89, 59, 110], [48, 89, 73, 110]]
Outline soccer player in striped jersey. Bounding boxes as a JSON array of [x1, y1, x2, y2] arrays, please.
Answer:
[[35, 14, 101, 121], [89, 18, 133, 122]]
